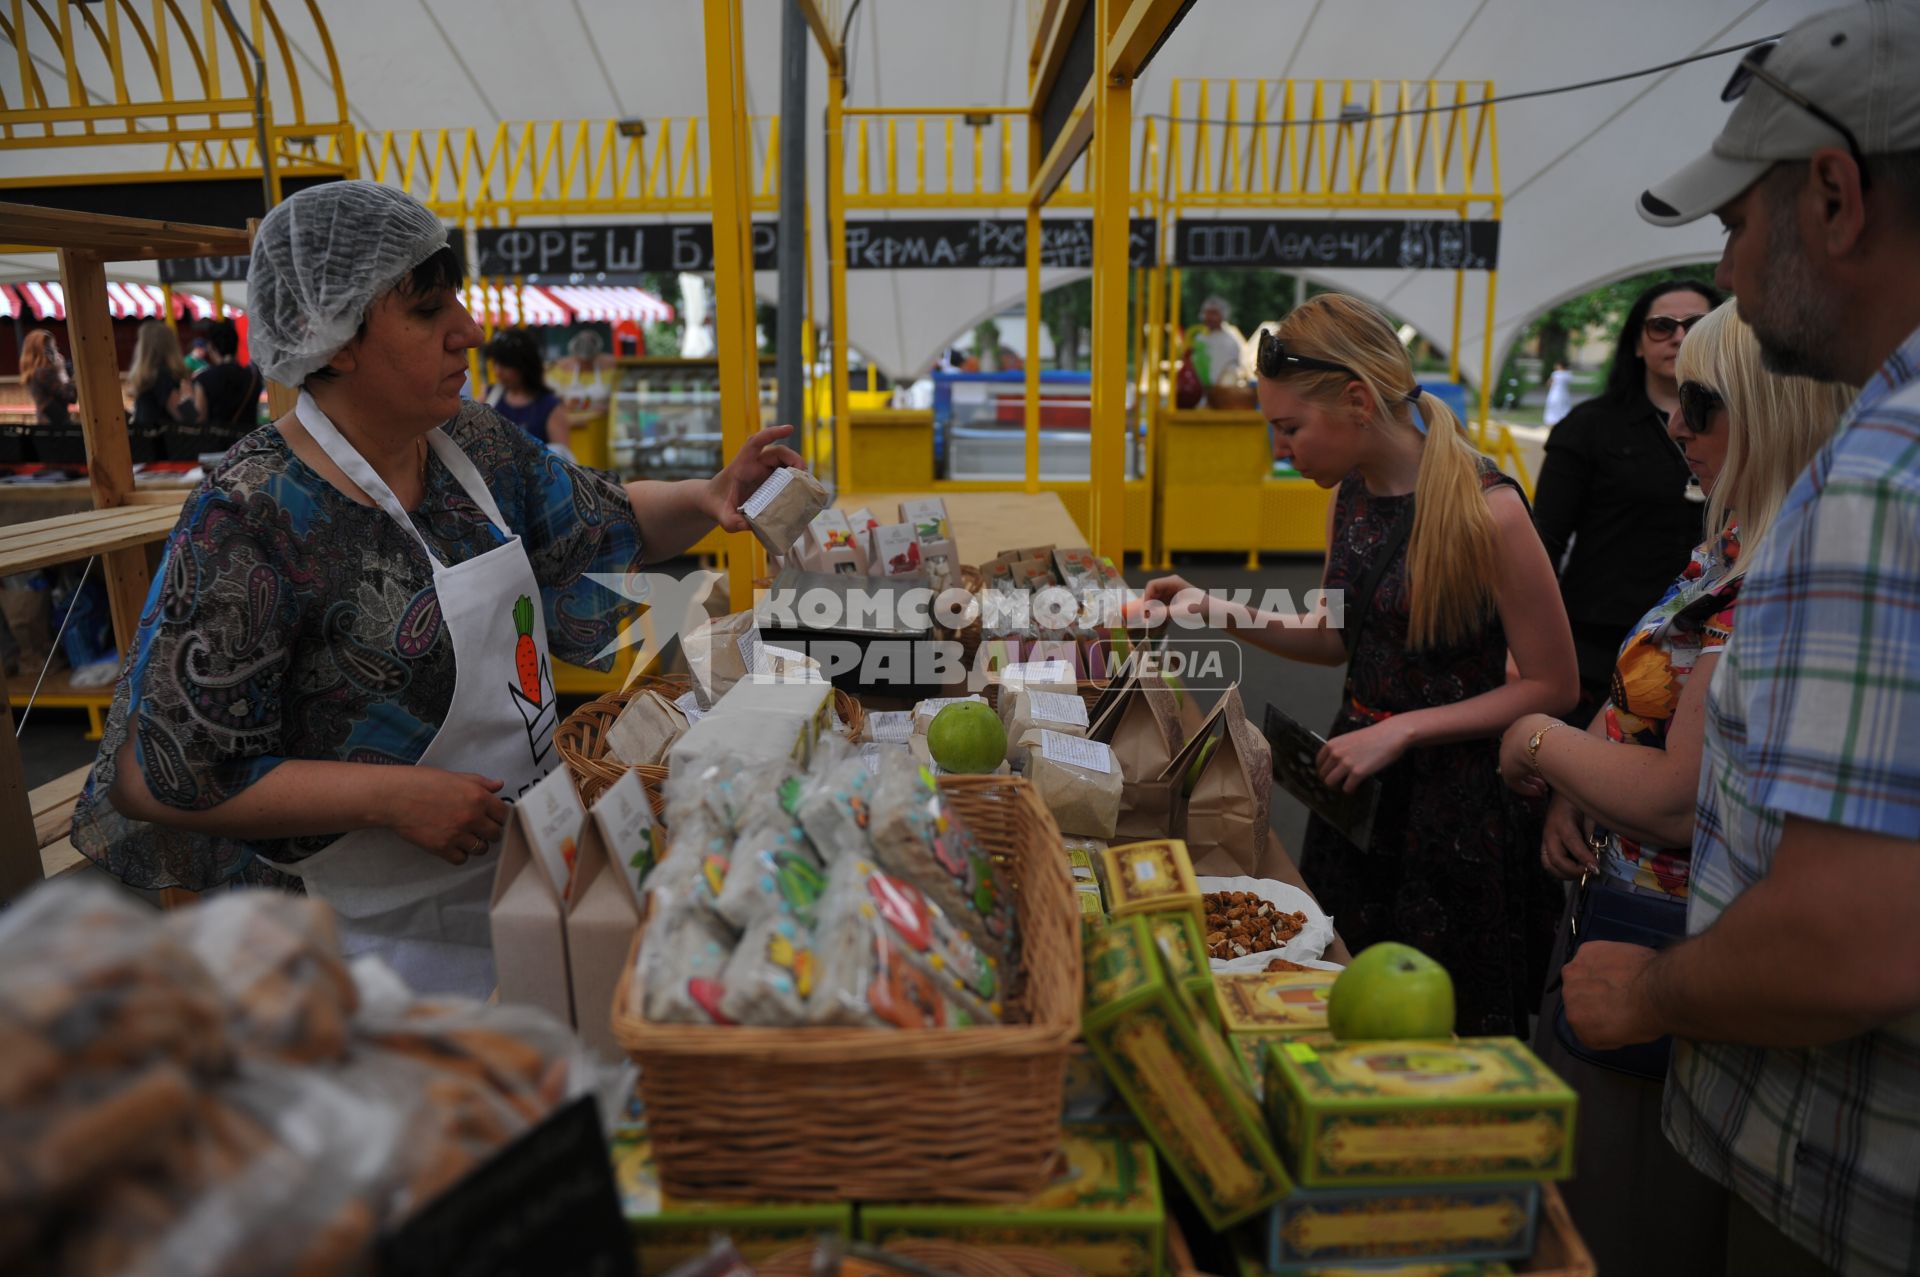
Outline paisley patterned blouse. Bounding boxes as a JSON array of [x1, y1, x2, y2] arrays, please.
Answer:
[[70, 402, 647, 891], [1599, 525, 1741, 896]]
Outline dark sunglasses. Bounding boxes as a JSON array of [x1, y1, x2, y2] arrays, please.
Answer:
[[1722, 40, 1870, 189], [1678, 381, 1725, 434], [1256, 330, 1422, 404], [1642, 313, 1710, 341]]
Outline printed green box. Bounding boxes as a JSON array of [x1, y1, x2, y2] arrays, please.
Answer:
[[1268, 1182, 1538, 1269], [1263, 1038, 1577, 1188], [611, 1127, 852, 1269], [1144, 910, 1217, 1028], [861, 1130, 1165, 1277], [1082, 916, 1293, 1229]]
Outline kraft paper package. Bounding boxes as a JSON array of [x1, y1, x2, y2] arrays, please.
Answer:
[[900, 498, 959, 593], [603, 688, 690, 766], [868, 522, 924, 576], [1165, 686, 1277, 878], [1005, 687, 1089, 769], [1091, 666, 1187, 841], [681, 610, 760, 709], [490, 766, 586, 1027], [563, 769, 658, 1056], [741, 466, 830, 557], [1023, 729, 1123, 839]]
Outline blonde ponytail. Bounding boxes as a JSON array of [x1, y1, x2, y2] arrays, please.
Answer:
[[1265, 294, 1502, 651], [1406, 392, 1499, 648]]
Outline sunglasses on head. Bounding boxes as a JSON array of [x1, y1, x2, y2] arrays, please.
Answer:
[[1643, 313, 1709, 341], [1678, 381, 1725, 434], [1255, 330, 1422, 404], [1722, 40, 1870, 189]]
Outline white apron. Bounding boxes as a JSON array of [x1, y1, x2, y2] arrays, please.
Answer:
[[267, 392, 560, 998]]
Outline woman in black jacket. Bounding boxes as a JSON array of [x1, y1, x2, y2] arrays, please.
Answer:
[[1531, 278, 1721, 714]]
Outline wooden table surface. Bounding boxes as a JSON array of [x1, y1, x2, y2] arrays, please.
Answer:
[[836, 490, 1089, 566]]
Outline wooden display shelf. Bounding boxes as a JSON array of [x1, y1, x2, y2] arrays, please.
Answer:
[[9, 667, 115, 739], [30, 763, 92, 879], [0, 505, 179, 576]]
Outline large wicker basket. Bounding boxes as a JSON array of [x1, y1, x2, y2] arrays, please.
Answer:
[[611, 774, 1080, 1202], [556, 676, 866, 810]]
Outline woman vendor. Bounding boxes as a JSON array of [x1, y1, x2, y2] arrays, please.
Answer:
[[71, 181, 800, 998]]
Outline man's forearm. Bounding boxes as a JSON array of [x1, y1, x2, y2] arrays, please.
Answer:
[[626, 478, 720, 563]]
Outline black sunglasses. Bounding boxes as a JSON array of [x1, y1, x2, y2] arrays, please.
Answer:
[[1643, 313, 1710, 341], [1722, 41, 1870, 188], [1256, 330, 1422, 403], [1678, 381, 1725, 434]]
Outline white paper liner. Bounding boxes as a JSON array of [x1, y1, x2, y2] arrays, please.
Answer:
[[1197, 874, 1337, 971]]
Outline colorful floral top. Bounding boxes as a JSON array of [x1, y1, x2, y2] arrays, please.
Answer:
[[1598, 524, 1741, 896], [70, 402, 647, 892]]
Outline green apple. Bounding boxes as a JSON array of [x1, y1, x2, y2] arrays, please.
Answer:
[[1327, 942, 1455, 1041]]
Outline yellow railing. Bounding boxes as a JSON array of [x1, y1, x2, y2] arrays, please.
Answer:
[[1165, 77, 1500, 210], [840, 105, 1100, 209], [357, 117, 780, 222], [0, 0, 354, 185]]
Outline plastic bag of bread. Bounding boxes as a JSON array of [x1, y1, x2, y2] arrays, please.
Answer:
[[794, 752, 880, 862], [807, 857, 1004, 1028], [865, 753, 1017, 958], [165, 893, 359, 1065], [665, 752, 798, 837]]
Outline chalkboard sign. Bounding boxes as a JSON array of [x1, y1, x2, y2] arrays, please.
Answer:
[[157, 254, 252, 284], [378, 1097, 636, 1277], [843, 217, 1155, 269], [476, 222, 777, 277], [1173, 218, 1500, 270]]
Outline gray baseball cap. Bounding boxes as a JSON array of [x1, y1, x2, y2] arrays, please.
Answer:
[[1639, 1, 1920, 226]]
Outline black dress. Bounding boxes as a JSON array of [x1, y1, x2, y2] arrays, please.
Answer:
[[1298, 462, 1559, 1036]]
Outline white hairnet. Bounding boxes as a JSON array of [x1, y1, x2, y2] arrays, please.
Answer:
[[247, 181, 452, 385]]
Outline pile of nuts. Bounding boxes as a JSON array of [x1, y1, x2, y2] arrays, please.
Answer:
[[1203, 891, 1307, 961]]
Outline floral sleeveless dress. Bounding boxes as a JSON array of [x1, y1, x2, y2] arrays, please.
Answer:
[[1298, 461, 1560, 1035]]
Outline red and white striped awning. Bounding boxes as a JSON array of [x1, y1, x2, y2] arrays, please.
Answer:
[[2, 281, 240, 322], [541, 285, 674, 325], [461, 283, 574, 329]]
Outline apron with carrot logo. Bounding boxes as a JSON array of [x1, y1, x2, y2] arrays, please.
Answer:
[[268, 393, 558, 999]]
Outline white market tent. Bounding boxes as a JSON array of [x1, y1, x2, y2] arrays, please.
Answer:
[[0, 0, 1833, 383]]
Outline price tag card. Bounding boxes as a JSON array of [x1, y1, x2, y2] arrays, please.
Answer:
[[740, 466, 795, 520], [1026, 690, 1090, 727], [1001, 659, 1074, 686], [868, 710, 913, 744], [1039, 730, 1114, 774]]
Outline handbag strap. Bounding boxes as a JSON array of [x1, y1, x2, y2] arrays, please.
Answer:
[[1342, 504, 1412, 657]]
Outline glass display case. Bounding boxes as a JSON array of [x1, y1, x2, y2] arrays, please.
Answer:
[[608, 357, 777, 482], [932, 371, 1143, 481]]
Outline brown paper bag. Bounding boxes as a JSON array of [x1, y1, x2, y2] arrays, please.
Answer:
[[489, 767, 586, 1024], [564, 769, 658, 1056], [682, 610, 759, 708], [1180, 686, 1276, 878], [1090, 655, 1187, 841]]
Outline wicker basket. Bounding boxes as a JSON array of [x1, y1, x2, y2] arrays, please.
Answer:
[[556, 677, 867, 810], [611, 774, 1080, 1202]]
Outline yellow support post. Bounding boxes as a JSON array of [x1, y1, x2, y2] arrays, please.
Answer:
[[1024, 192, 1041, 494], [827, 68, 852, 493], [1479, 268, 1499, 448], [1142, 234, 1166, 572], [1087, 0, 1129, 565], [702, 0, 760, 610]]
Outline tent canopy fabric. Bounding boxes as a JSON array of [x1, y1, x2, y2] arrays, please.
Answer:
[[1, 281, 238, 323], [0, 1, 1831, 381]]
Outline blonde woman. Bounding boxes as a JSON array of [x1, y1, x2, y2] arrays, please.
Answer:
[[128, 319, 205, 459], [1142, 293, 1578, 1034], [1497, 300, 1850, 1277]]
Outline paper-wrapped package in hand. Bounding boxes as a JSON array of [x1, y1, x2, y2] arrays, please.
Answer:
[[741, 466, 830, 557]]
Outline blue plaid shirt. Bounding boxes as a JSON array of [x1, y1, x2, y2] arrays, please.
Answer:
[[1670, 325, 1920, 1277]]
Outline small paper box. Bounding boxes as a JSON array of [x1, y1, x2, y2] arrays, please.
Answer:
[[1146, 910, 1216, 1025], [741, 466, 830, 557], [489, 767, 585, 1025], [1264, 1037, 1579, 1188], [869, 522, 925, 576], [1081, 916, 1293, 1230], [860, 1131, 1166, 1277], [564, 770, 658, 1057], [898, 496, 952, 538], [805, 508, 868, 575], [1214, 969, 1337, 1035], [1267, 1181, 1540, 1271], [1100, 838, 1203, 929]]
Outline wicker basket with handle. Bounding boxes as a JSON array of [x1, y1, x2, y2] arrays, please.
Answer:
[[610, 774, 1080, 1202], [556, 676, 866, 810]]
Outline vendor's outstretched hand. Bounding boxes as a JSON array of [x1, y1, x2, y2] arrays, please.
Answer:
[[710, 424, 806, 533], [382, 767, 510, 865]]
